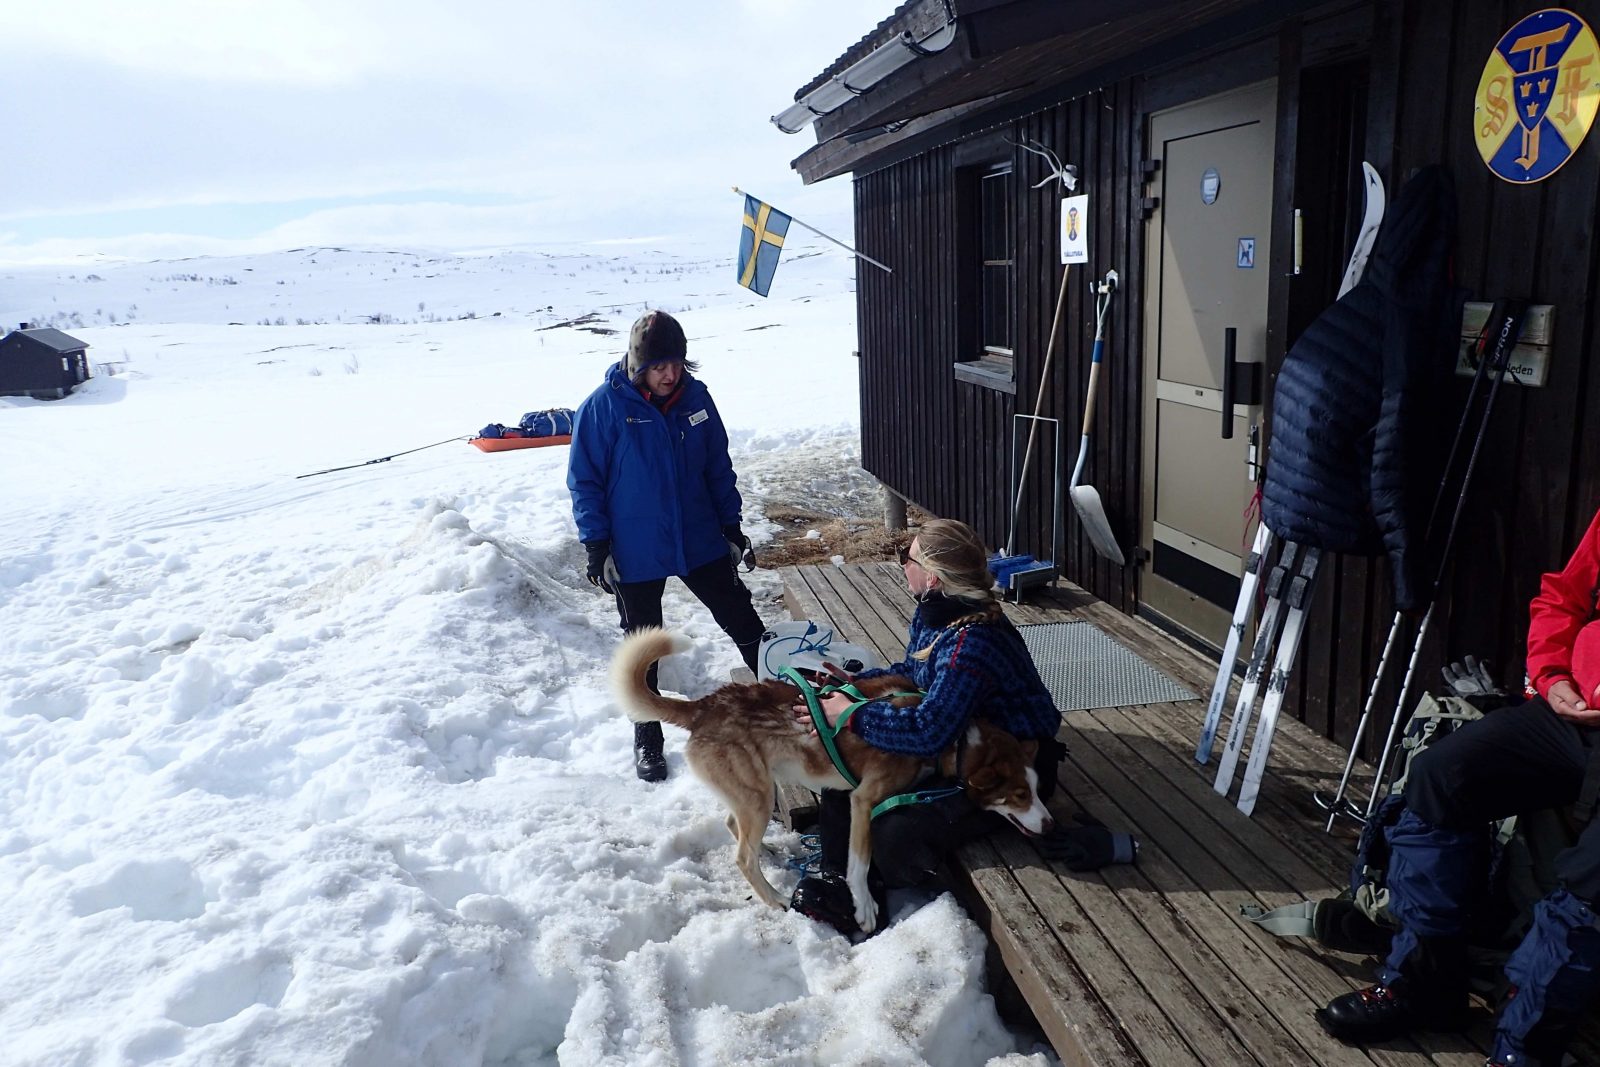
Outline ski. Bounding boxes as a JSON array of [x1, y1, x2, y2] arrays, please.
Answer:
[[1197, 162, 1383, 769], [1338, 162, 1386, 297], [1196, 523, 1274, 763], [1213, 541, 1298, 796], [1237, 546, 1322, 815]]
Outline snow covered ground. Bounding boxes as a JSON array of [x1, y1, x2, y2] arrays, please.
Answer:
[[0, 237, 1056, 1066]]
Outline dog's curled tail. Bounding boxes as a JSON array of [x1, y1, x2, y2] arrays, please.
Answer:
[[610, 627, 698, 729]]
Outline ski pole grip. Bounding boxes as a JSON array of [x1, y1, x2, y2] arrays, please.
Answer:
[[1221, 327, 1238, 440]]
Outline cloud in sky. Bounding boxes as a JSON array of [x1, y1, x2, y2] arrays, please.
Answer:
[[2, 0, 882, 261]]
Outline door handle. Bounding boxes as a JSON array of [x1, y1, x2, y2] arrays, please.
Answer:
[[1222, 327, 1238, 439], [1221, 327, 1264, 440]]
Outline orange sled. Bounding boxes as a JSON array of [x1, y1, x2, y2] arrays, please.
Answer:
[[470, 434, 572, 453]]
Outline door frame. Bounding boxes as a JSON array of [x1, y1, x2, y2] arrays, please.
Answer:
[[1138, 78, 1279, 653]]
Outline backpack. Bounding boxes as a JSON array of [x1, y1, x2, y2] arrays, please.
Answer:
[[1243, 692, 1529, 960], [518, 408, 575, 437]]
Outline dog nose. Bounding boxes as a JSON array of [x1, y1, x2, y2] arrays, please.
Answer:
[[1041, 814, 1056, 834]]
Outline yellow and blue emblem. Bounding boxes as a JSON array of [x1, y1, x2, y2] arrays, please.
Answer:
[[1475, 8, 1599, 184], [737, 195, 791, 297]]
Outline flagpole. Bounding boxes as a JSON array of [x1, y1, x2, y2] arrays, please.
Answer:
[[733, 187, 892, 274]]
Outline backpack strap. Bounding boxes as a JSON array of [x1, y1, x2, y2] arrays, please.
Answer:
[[1239, 900, 1320, 938]]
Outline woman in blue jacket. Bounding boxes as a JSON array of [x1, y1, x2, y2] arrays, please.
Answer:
[[567, 310, 765, 782]]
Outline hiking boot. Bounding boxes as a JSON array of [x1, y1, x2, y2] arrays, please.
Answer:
[[791, 872, 860, 937], [633, 721, 667, 783], [1316, 982, 1471, 1043], [789, 870, 888, 939]]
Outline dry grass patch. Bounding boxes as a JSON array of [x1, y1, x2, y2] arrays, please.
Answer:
[[757, 503, 932, 569]]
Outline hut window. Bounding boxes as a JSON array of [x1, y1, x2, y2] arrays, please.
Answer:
[[977, 165, 1014, 362], [61, 357, 70, 372]]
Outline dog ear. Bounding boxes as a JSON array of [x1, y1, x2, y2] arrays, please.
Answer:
[[967, 766, 999, 792]]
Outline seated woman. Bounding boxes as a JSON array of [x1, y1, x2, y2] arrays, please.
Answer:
[[787, 517, 1072, 936]]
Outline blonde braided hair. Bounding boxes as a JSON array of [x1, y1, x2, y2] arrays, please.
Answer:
[[908, 518, 1002, 660]]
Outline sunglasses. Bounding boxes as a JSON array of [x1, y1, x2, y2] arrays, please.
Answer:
[[897, 544, 920, 567]]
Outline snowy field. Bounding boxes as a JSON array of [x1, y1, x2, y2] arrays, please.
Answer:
[[0, 237, 1054, 1066]]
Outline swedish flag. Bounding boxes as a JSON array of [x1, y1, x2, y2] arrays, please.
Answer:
[[737, 195, 791, 297]]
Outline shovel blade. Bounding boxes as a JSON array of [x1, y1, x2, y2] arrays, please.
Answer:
[[1070, 485, 1126, 565]]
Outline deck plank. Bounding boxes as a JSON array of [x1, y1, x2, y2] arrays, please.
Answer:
[[1065, 711, 1487, 1067], [807, 564, 908, 666], [954, 837, 1150, 1067], [990, 829, 1268, 1065], [776, 563, 1555, 1067]]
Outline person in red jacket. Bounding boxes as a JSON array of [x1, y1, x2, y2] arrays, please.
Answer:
[[1527, 507, 1600, 721], [1319, 506, 1600, 1067]]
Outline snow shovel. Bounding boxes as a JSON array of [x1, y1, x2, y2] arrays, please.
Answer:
[[1070, 270, 1124, 565]]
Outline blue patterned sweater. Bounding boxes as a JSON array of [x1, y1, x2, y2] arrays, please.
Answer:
[[849, 595, 1060, 759]]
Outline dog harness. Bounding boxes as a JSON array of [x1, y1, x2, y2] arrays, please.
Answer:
[[779, 667, 963, 818]]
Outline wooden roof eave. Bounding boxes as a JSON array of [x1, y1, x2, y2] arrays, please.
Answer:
[[790, 0, 1321, 184]]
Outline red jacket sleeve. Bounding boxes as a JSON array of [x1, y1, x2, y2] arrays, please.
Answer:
[[1526, 506, 1600, 699]]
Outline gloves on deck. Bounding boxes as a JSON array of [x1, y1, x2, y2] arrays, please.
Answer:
[[584, 541, 620, 594], [1037, 812, 1139, 871]]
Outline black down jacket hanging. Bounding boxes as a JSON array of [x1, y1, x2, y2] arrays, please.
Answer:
[[1260, 165, 1462, 611]]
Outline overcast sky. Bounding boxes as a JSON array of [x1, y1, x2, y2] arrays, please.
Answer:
[[0, 0, 883, 263]]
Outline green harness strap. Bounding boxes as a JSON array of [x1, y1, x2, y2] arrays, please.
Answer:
[[867, 785, 964, 819], [779, 667, 950, 818]]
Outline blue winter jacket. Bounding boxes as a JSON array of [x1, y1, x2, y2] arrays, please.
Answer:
[[567, 362, 742, 583], [850, 600, 1061, 759]]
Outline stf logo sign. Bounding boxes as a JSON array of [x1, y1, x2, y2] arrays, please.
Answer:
[[1475, 8, 1599, 183]]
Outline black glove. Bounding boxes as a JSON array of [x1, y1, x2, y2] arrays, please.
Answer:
[[723, 524, 755, 571], [1037, 813, 1138, 871], [584, 541, 620, 594], [1441, 655, 1502, 698]]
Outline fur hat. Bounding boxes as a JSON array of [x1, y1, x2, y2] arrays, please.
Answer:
[[626, 310, 688, 379]]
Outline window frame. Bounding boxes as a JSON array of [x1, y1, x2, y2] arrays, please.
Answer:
[[954, 159, 1017, 394]]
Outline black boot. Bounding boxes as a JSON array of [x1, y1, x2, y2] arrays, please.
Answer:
[[633, 721, 666, 782], [1316, 982, 1470, 1042], [1317, 939, 1471, 1043], [789, 869, 888, 939]]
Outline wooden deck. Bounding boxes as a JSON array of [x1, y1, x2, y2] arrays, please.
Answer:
[[777, 561, 1599, 1067]]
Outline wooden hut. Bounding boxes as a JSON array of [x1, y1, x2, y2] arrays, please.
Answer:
[[778, 0, 1600, 753], [0, 325, 91, 400]]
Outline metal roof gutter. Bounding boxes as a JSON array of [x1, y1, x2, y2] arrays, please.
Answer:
[[770, 19, 958, 134]]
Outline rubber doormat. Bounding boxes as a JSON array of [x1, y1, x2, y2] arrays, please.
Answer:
[[1018, 620, 1196, 712]]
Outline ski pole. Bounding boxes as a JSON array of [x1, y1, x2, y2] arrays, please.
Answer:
[[1318, 299, 1521, 827], [1320, 609, 1404, 828], [1363, 302, 1526, 816], [296, 435, 471, 479]]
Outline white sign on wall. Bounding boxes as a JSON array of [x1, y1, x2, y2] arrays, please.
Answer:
[[1060, 194, 1089, 264]]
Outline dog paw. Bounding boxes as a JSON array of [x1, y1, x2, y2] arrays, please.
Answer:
[[855, 899, 877, 935]]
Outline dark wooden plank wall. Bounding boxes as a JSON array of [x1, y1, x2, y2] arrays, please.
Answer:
[[1286, 0, 1600, 753], [856, 82, 1144, 615], [853, 0, 1600, 749]]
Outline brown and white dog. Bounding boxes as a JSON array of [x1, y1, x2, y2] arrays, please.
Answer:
[[609, 627, 1054, 933]]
